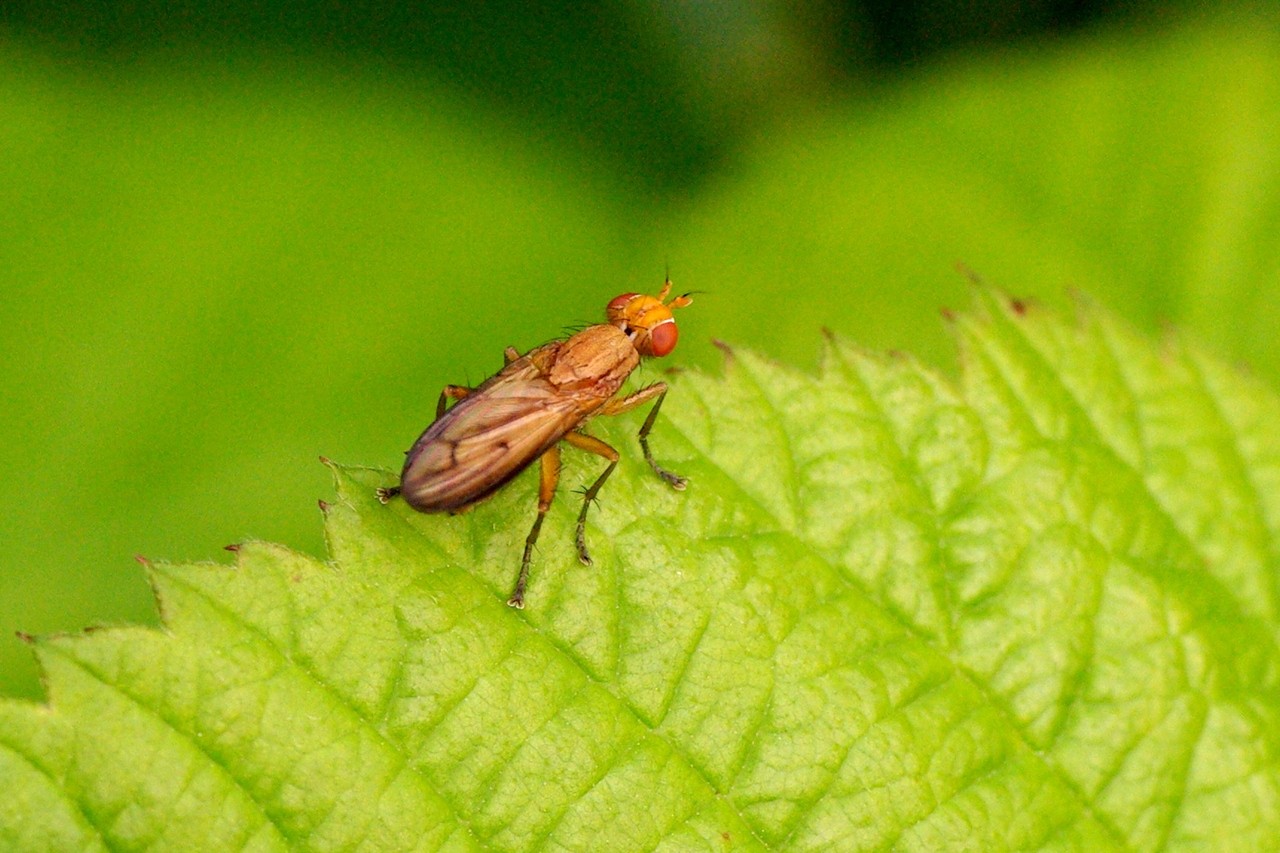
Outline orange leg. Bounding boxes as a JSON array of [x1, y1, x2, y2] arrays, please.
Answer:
[[436, 384, 472, 418], [377, 382, 474, 505], [600, 383, 686, 489], [562, 431, 621, 566], [509, 444, 561, 608]]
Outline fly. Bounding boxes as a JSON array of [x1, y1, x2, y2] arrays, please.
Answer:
[[378, 279, 693, 608]]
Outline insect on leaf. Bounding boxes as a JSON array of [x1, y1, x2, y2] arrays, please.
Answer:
[[3, 286, 1280, 851]]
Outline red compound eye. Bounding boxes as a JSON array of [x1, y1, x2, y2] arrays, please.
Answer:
[[648, 320, 678, 357]]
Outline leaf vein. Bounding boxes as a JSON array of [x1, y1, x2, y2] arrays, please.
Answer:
[[155, 568, 491, 852], [0, 735, 117, 853], [43, 647, 292, 851]]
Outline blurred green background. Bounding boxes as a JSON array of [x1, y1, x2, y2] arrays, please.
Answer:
[[4, 0, 1280, 700]]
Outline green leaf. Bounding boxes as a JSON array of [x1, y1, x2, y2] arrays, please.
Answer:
[[8, 20, 1280, 705], [5, 286, 1279, 850]]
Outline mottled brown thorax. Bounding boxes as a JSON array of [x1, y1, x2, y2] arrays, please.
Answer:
[[535, 323, 639, 401]]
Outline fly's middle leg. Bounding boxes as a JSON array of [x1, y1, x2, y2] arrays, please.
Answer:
[[562, 432, 620, 566], [601, 382, 687, 489], [510, 444, 561, 609]]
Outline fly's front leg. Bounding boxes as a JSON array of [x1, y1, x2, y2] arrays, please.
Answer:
[[510, 444, 561, 608], [562, 432, 620, 566], [600, 383, 687, 489]]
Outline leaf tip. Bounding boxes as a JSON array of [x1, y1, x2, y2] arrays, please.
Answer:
[[999, 291, 1041, 320], [1156, 316, 1184, 355], [1064, 285, 1098, 322], [223, 543, 241, 553], [954, 260, 984, 284], [133, 553, 151, 567], [712, 338, 735, 363], [318, 499, 331, 513]]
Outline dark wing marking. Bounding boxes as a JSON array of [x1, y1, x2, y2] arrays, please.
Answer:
[[398, 360, 587, 512]]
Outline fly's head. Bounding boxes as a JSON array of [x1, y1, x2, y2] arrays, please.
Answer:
[[606, 279, 693, 358]]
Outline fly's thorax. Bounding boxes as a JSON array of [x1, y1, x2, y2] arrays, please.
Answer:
[[549, 323, 639, 396]]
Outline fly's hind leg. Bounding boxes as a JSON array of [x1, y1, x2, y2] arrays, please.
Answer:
[[600, 382, 686, 489], [436, 384, 472, 418], [509, 444, 561, 608], [562, 432, 620, 566]]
